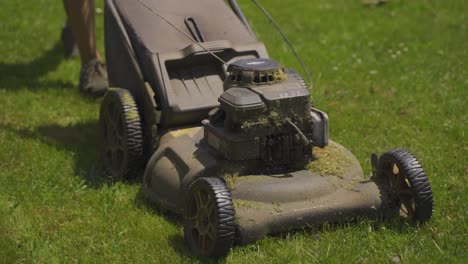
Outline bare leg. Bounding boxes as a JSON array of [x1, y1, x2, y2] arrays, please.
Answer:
[[62, 0, 107, 95], [63, 0, 101, 65], [61, 16, 79, 59]]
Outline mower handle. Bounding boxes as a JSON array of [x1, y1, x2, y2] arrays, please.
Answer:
[[227, 0, 255, 36]]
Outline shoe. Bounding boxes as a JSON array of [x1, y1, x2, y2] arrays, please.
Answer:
[[61, 24, 79, 59], [79, 59, 109, 96]]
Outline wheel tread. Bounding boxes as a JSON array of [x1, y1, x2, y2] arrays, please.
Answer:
[[377, 148, 434, 223], [184, 177, 236, 258], [100, 88, 143, 180]]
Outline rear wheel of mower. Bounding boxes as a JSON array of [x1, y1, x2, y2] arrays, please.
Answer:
[[184, 177, 236, 258], [99, 88, 143, 181], [377, 148, 434, 224]]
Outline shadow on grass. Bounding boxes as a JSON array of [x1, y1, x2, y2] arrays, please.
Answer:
[[33, 122, 109, 187], [0, 121, 208, 259], [167, 234, 221, 264], [133, 190, 222, 262], [0, 121, 110, 187], [0, 41, 75, 91], [1, 122, 416, 260], [133, 190, 201, 260], [133, 190, 184, 225]]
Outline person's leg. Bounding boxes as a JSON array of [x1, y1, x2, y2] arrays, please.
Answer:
[[63, 0, 108, 95], [63, 0, 100, 65], [61, 17, 79, 59]]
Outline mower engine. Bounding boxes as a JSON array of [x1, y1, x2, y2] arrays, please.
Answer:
[[204, 58, 328, 166]]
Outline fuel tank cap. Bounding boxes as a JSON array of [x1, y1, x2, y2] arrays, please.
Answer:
[[228, 58, 281, 72], [226, 58, 287, 85]]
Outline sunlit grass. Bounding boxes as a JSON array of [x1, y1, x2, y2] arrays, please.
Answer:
[[0, 0, 466, 262]]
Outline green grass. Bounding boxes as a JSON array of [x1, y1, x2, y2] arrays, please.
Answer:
[[0, 0, 466, 262]]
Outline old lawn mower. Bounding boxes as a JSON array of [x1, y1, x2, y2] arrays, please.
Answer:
[[99, 0, 434, 258]]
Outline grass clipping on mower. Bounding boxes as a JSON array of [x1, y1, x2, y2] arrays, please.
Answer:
[[306, 141, 352, 178]]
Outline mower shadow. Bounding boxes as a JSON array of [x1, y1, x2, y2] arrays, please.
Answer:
[[133, 190, 206, 261], [133, 190, 184, 225], [1, 123, 414, 259], [167, 234, 224, 263], [0, 121, 110, 188], [1, 120, 205, 257], [0, 121, 216, 260], [0, 41, 75, 91], [33, 122, 108, 187], [133, 190, 229, 262]]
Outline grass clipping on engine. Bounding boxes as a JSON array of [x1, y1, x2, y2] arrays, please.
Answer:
[[306, 142, 352, 178]]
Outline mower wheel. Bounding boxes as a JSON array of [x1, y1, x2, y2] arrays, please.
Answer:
[[184, 177, 236, 258], [377, 148, 434, 224], [100, 88, 143, 181]]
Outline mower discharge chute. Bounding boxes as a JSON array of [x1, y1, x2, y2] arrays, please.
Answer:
[[100, 0, 434, 258]]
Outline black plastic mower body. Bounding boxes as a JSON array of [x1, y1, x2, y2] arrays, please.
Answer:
[[101, 0, 433, 256], [105, 0, 267, 135]]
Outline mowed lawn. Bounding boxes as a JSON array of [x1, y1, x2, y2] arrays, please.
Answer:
[[0, 0, 466, 263]]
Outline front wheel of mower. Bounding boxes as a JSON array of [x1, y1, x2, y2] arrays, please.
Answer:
[[184, 177, 236, 258], [377, 148, 434, 224], [99, 88, 143, 181]]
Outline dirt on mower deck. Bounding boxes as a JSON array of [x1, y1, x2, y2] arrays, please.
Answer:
[[224, 172, 240, 190], [227, 142, 380, 245], [223, 140, 355, 191], [233, 199, 264, 209]]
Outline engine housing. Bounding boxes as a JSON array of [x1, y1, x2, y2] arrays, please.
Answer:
[[203, 58, 328, 166]]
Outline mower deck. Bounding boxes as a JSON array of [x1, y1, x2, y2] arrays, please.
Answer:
[[231, 165, 381, 244], [143, 128, 382, 245]]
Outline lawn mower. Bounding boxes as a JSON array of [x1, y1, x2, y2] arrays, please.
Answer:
[[99, 0, 434, 258]]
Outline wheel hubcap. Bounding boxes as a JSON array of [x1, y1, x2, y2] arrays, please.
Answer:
[[188, 190, 217, 251], [384, 162, 416, 219]]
